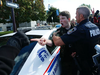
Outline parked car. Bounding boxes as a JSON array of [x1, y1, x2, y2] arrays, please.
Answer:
[[0, 28, 61, 75]]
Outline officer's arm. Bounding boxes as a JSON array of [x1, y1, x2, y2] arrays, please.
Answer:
[[52, 34, 65, 46]]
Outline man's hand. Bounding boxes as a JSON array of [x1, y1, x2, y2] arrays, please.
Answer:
[[31, 38, 53, 46], [6, 31, 30, 50], [31, 38, 47, 46], [91, 8, 95, 18], [52, 31, 65, 46]]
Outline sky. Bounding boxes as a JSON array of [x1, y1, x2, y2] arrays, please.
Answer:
[[44, 0, 100, 20]]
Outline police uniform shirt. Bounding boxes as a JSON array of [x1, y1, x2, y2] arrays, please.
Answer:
[[57, 26, 75, 62], [60, 19, 100, 65]]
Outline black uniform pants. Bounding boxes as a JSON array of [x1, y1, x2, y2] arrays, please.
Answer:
[[61, 61, 77, 75], [79, 61, 93, 75]]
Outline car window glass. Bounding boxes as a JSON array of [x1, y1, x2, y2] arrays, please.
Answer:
[[10, 41, 37, 75], [46, 30, 58, 54]]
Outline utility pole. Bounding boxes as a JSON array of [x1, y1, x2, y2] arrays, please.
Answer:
[[51, 17, 53, 23], [9, 0, 17, 32]]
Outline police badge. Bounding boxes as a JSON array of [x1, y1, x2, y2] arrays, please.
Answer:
[[67, 27, 77, 34]]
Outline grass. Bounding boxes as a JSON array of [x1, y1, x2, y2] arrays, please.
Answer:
[[0, 31, 13, 47], [0, 31, 13, 36]]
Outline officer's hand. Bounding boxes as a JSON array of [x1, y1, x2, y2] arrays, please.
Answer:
[[6, 31, 30, 50], [53, 31, 60, 36]]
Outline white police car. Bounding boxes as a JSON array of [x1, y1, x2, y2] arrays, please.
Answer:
[[0, 27, 61, 75]]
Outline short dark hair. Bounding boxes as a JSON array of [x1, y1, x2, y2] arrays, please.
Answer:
[[59, 11, 71, 19]]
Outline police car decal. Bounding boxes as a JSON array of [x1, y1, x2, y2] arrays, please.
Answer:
[[43, 48, 60, 75], [37, 48, 49, 62], [67, 27, 77, 34]]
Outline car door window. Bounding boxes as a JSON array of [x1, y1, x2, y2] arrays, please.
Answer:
[[10, 41, 37, 75], [46, 30, 58, 54]]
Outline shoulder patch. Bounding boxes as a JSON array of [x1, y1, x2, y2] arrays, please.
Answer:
[[67, 27, 77, 34], [85, 22, 97, 28]]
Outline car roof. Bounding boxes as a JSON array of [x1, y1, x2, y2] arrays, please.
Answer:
[[0, 32, 16, 37], [0, 30, 52, 38], [25, 30, 51, 36]]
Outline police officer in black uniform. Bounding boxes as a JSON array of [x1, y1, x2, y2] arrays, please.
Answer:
[[57, 27, 77, 75], [57, 12, 77, 75], [31, 11, 77, 75], [52, 6, 100, 75], [0, 30, 30, 75]]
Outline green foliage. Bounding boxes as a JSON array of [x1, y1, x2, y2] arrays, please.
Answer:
[[31, 0, 47, 21], [0, 0, 11, 23], [0, 31, 13, 36], [0, 0, 46, 27], [47, 6, 60, 23]]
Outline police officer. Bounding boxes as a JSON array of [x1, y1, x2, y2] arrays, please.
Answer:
[[0, 30, 30, 75], [52, 6, 100, 75], [31, 11, 77, 75], [57, 11, 77, 75]]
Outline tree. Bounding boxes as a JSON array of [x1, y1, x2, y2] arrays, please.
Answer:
[[0, 0, 11, 23], [0, 0, 46, 27], [47, 6, 60, 24], [15, 0, 46, 27], [31, 0, 47, 21], [80, 3, 91, 10]]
